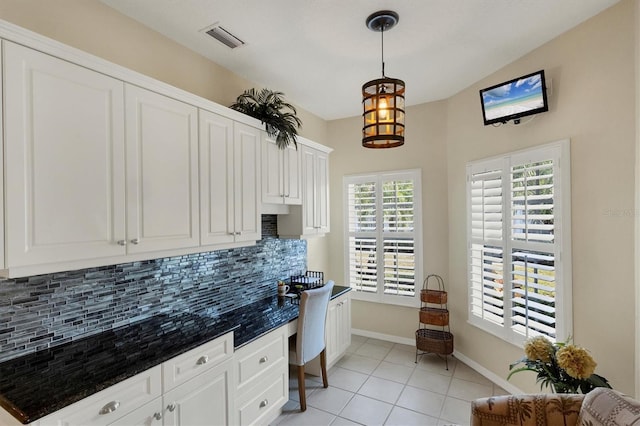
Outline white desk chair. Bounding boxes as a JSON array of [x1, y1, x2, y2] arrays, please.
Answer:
[[289, 280, 335, 411]]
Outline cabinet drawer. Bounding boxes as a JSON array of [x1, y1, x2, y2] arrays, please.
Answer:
[[106, 397, 163, 426], [162, 332, 233, 391], [39, 366, 162, 426], [235, 370, 287, 426], [234, 327, 287, 393]]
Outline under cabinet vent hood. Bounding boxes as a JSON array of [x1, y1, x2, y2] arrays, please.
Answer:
[[202, 23, 245, 49]]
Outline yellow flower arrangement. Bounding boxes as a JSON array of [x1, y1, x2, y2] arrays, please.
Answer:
[[508, 336, 611, 394]]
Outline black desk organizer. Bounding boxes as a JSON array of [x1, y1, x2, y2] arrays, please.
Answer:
[[289, 271, 324, 302]]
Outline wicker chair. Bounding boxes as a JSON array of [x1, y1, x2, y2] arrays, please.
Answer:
[[471, 387, 640, 426]]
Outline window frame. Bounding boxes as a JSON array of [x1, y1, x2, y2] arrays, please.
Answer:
[[466, 139, 572, 347], [343, 169, 423, 308]]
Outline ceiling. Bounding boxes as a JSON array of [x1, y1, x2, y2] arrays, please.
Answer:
[[101, 0, 620, 121]]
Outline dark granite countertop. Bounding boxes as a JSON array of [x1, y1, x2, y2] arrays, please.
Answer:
[[0, 285, 351, 424]]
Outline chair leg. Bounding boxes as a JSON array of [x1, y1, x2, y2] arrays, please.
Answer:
[[297, 365, 306, 411], [320, 349, 328, 388]]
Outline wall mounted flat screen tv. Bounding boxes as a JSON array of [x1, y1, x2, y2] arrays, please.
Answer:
[[479, 70, 548, 126]]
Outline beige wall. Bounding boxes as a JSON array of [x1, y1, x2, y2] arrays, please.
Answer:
[[445, 0, 636, 394], [0, 0, 328, 143], [324, 101, 450, 339]]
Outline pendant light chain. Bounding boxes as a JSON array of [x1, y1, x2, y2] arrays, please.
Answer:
[[381, 26, 385, 77]]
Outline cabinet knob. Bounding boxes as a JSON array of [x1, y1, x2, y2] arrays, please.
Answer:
[[196, 355, 209, 365], [259, 356, 268, 364], [235, 231, 242, 236], [99, 400, 120, 415], [130, 238, 140, 245], [259, 399, 269, 408], [167, 403, 176, 412], [153, 412, 162, 421], [117, 240, 127, 246]]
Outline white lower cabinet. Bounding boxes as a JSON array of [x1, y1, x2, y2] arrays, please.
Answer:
[[233, 326, 288, 426], [28, 328, 292, 426], [325, 292, 352, 368], [162, 359, 234, 426], [306, 290, 352, 376], [35, 332, 235, 426]]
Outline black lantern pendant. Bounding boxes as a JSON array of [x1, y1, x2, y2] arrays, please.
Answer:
[[362, 11, 405, 149]]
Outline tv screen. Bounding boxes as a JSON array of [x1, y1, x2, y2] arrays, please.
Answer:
[[479, 70, 548, 126]]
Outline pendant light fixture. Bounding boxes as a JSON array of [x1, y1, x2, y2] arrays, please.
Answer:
[[362, 10, 405, 149]]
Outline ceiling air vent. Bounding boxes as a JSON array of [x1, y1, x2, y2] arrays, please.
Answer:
[[204, 25, 245, 49]]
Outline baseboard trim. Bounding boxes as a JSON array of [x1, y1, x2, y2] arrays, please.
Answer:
[[351, 328, 524, 395], [351, 328, 415, 346], [452, 351, 523, 395]]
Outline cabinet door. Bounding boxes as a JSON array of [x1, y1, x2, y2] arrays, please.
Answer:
[[283, 144, 302, 205], [314, 150, 330, 233], [4, 41, 126, 267], [325, 298, 340, 366], [233, 123, 261, 243], [199, 110, 235, 245], [163, 359, 233, 426], [300, 147, 317, 235], [337, 296, 352, 357], [261, 134, 284, 204], [125, 85, 199, 253]]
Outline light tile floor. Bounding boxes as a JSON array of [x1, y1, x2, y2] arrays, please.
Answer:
[[272, 334, 508, 426]]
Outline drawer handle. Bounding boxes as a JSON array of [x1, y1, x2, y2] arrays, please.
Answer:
[[130, 238, 140, 245], [116, 240, 127, 246], [153, 412, 162, 421], [259, 356, 268, 364], [259, 399, 269, 408], [197, 355, 209, 365], [167, 403, 176, 412], [99, 401, 120, 415]]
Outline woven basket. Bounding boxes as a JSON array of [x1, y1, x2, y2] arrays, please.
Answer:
[[420, 289, 447, 304], [419, 307, 449, 326], [415, 329, 454, 355]]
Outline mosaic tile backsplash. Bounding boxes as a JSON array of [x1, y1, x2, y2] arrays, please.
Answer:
[[0, 215, 306, 363]]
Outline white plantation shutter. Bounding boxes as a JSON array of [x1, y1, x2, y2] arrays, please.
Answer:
[[345, 170, 422, 306], [467, 140, 572, 346], [382, 179, 416, 297], [347, 179, 377, 293], [468, 165, 505, 330]]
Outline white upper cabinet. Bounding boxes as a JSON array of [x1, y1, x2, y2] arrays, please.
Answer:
[[200, 110, 261, 246], [278, 142, 331, 238], [124, 85, 199, 253], [4, 41, 127, 267], [261, 134, 302, 205]]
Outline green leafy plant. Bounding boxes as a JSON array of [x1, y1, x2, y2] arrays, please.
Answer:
[[508, 336, 611, 394], [230, 88, 302, 149]]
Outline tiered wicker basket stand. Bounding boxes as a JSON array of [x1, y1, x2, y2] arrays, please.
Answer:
[[415, 274, 454, 369]]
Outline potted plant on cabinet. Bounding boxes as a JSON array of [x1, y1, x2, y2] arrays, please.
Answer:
[[230, 88, 302, 149]]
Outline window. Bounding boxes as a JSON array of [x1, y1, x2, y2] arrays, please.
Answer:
[[467, 140, 572, 346], [344, 169, 422, 307]]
